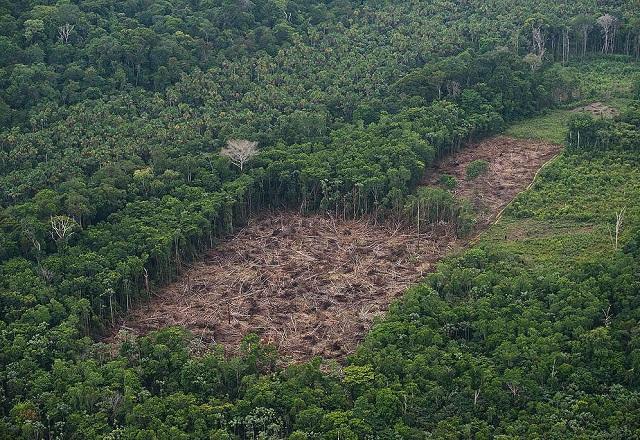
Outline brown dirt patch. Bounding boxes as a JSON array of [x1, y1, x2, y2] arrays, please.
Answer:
[[572, 102, 620, 118], [119, 215, 455, 361], [113, 136, 562, 362], [424, 136, 562, 227]]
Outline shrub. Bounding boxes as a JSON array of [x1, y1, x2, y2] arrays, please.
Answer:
[[439, 174, 458, 189], [404, 187, 476, 238], [466, 160, 489, 179]]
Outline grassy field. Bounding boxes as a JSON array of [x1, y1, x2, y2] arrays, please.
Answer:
[[505, 109, 573, 143]]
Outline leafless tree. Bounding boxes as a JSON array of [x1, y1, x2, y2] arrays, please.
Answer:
[[602, 305, 613, 327], [58, 23, 75, 44], [50, 215, 78, 243], [143, 267, 150, 294], [597, 14, 617, 54], [531, 24, 545, 58], [614, 208, 627, 249], [220, 139, 259, 171], [522, 17, 546, 70]]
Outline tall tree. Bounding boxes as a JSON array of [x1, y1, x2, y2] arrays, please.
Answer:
[[220, 139, 259, 171]]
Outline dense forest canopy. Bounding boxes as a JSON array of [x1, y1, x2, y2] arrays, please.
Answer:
[[1, 0, 640, 438], [1, 0, 639, 129]]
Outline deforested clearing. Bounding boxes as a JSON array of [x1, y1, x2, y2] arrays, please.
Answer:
[[114, 136, 561, 361]]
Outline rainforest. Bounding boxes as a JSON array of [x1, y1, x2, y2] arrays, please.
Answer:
[[1, 0, 640, 438]]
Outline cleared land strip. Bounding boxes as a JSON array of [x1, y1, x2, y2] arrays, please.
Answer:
[[114, 136, 561, 361]]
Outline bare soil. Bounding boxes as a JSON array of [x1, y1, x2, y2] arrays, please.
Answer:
[[572, 102, 620, 118], [113, 136, 562, 362]]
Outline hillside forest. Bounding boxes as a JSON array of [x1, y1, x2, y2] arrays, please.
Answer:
[[2, 0, 640, 438]]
